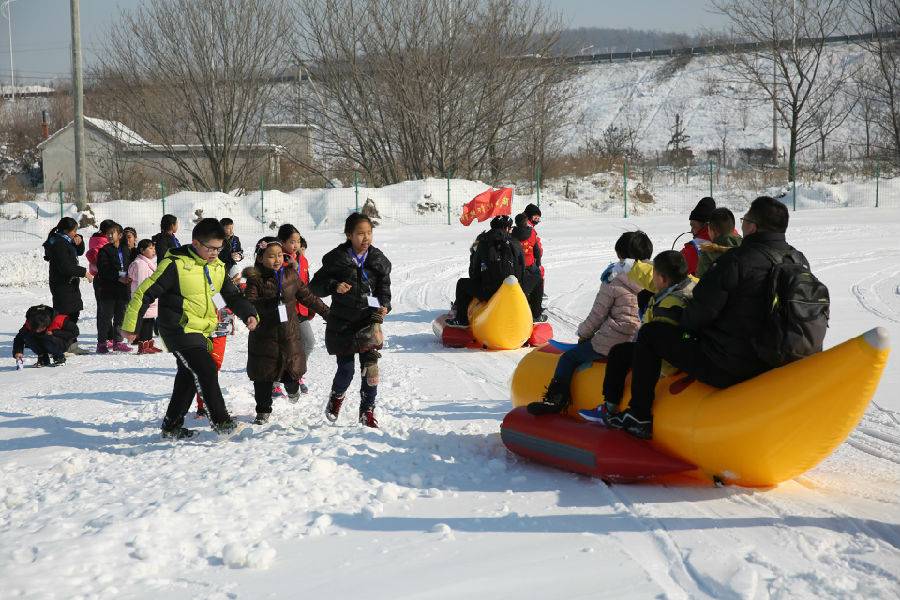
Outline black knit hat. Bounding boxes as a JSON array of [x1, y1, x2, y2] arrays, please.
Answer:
[[689, 197, 716, 223], [524, 203, 542, 218], [490, 215, 513, 230]]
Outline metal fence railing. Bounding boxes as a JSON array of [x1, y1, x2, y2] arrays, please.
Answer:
[[1, 163, 897, 243]]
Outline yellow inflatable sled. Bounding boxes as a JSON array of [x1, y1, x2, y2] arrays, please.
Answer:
[[433, 275, 553, 350], [508, 328, 890, 487]]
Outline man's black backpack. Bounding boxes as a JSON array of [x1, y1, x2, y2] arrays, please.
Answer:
[[479, 234, 518, 298], [751, 247, 830, 368]]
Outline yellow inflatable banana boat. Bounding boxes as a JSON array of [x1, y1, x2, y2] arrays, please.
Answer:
[[508, 328, 890, 486], [434, 276, 552, 350]]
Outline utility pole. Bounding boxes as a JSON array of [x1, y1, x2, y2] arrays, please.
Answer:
[[70, 0, 87, 210], [772, 55, 777, 163], [2, 0, 16, 102]]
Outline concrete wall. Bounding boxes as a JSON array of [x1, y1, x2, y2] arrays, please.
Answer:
[[41, 127, 113, 194]]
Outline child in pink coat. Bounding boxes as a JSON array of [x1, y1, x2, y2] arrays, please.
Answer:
[[527, 231, 653, 415], [127, 239, 162, 354]]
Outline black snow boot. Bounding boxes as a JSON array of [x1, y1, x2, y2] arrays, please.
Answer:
[[161, 416, 196, 440], [526, 378, 571, 416]]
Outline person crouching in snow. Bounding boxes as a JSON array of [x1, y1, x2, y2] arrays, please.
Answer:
[[121, 218, 259, 440], [527, 231, 653, 416], [127, 239, 163, 354], [243, 237, 330, 425], [13, 305, 79, 368], [309, 213, 391, 428]]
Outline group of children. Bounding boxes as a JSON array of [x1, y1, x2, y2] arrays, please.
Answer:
[[16, 211, 392, 438], [526, 199, 744, 440]]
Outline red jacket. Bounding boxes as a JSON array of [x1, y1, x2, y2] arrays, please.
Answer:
[[85, 233, 109, 276], [681, 225, 712, 276], [284, 253, 315, 319]]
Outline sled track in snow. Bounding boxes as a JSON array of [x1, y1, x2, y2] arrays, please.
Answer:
[[851, 265, 900, 324]]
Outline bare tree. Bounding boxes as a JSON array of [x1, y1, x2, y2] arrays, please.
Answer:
[[93, 0, 292, 191], [713, 0, 856, 177], [850, 0, 900, 165], [294, 0, 574, 185]]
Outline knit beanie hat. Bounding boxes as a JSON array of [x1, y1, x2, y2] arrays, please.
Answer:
[[524, 203, 542, 218], [689, 197, 716, 223]]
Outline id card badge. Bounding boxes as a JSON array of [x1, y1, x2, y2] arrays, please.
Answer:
[[366, 295, 380, 308], [278, 303, 289, 323], [212, 293, 227, 310], [118, 270, 127, 278]]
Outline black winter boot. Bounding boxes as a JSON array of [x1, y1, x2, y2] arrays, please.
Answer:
[[526, 378, 571, 416]]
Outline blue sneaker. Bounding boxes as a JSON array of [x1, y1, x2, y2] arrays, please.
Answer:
[[579, 402, 618, 424]]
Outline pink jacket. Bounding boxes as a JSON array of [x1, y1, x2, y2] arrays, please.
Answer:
[[86, 233, 109, 276], [576, 272, 643, 356], [128, 254, 158, 318]]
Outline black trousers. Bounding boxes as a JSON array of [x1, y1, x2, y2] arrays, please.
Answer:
[[96, 297, 126, 345], [627, 321, 741, 421], [166, 347, 232, 428], [452, 278, 478, 324], [526, 276, 544, 319], [253, 378, 300, 414], [21, 332, 67, 359], [602, 341, 635, 406], [138, 318, 155, 342]]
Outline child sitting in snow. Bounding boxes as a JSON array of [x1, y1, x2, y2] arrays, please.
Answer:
[[243, 237, 329, 424], [13, 305, 79, 368], [696, 207, 742, 278], [578, 251, 695, 434], [527, 231, 652, 416]]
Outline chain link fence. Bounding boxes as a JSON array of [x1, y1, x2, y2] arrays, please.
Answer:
[[1, 162, 897, 243]]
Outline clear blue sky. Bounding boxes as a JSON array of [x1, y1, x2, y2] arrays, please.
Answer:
[[0, 0, 725, 83]]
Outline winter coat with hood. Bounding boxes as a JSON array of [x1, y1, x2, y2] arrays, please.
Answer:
[[127, 253, 159, 318], [576, 266, 643, 356], [123, 245, 257, 352], [696, 231, 742, 278], [681, 230, 805, 383], [243, 264, 329, 382], [43, 231, 86, 315], [309, 241, 391, 356]]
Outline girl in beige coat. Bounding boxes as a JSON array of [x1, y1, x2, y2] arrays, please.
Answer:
[[527, 231, 653, 415]]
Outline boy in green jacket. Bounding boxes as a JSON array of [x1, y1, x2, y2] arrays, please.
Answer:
[[122, 218, 259, 439], [696, 207, 742, 278]]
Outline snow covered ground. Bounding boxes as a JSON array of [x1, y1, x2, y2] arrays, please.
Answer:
[[0, 207, 898, 599]]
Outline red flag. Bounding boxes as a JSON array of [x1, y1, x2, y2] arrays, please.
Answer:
[[460, 187, 514, 226]]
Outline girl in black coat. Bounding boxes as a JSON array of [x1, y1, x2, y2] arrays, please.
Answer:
[[309, 213, 391, 428], [43, 217, 91, 325], [94, 223, 133, 354]]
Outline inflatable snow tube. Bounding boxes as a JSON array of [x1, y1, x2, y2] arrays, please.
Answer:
[[507, 328, 891, 487], [432, 275, 552, 350]]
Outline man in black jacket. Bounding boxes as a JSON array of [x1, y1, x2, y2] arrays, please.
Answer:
[[447, 215, 525, 327], [605, 196, 804, 439]]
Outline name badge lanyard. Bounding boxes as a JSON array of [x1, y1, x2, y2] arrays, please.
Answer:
[[349, 249, 379, 308], [275, 267, 290, 322], [118, 248, 126, 276], [205, 265, 228, 310]]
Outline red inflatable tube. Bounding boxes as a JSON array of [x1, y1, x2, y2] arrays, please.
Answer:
[[500, 407, 696, 482]]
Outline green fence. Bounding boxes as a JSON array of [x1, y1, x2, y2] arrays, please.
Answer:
[[0, 163, 897, 242]]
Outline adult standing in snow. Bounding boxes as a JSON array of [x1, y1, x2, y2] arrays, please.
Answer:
[[605, 196, 808, 439], [43, 217, 91, 353], [680, 197, 715, 276], [512, 203, 546, 322]]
